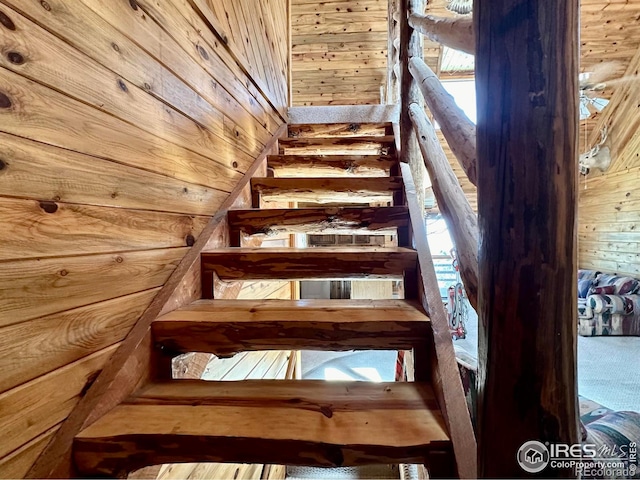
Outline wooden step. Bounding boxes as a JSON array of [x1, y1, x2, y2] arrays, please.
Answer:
[[228, 206, 410, 237], [152, 299, 430, 354], [201, 247, 417, 281], [288, 123, 392, 138], [278, 136, 396, 155], [251, 177, 404, 206], [267, 154, 397, 177], [74, 380, 451, 476]]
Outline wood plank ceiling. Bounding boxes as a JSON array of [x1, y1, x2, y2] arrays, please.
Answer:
[[292, 0, 640, 107], [292, 0, 640, 211]]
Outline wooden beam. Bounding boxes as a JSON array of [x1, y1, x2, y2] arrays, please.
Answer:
[[228, 206, 409, 236], [201, 247, 417, 281], [399, 163, 477, 479], [409, 58, 477, 186], [26, 124, 287, 479], [399, 0, 426, 208], [152, 299, 430, 354], [279, 136, 395, 155], [386, 0, 400, 104], [408, 14, 474, 55], [475, 0, 580, 476], [251, 177, 403, 205], [74, 381, 449, 476], [267, 154, 396, 177], [409, 104, 478, 311]]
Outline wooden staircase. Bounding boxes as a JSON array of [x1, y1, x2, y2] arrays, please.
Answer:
[[67, 122, 468, 478]]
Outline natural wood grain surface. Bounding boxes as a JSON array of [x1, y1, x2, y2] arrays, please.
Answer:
[[25, 125, 285, 478], [0, 249, 186, 328], [475, 0, 579, 476], [0, 133, 228, 216], [400, 163, 477, 479], [0, 198, 209, 261], [191, 0, 289, 116], [74, 381, 449, 476], [251, 177, 403, 205], [0, 426, 59, 479], [279, 136, 396, 156], [409, 13, 474, 55], [579, 49, 640, 277], [409, 58, 477, 186], [399, 0, 426, 212], [268, 154, 396, 177], [152, 299, 430, 353], [228, 206, 409, 236], [409, 104, 479, 311], [288, 123, 390, 138], [202, 247, 417, 281], [0, 289, 158, 395], [0, 345, 118, 460]]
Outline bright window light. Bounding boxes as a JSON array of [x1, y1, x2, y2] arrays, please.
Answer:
[[324, 368, 355, 381], [442, 80, 477, 124], [352, 368, 383, 383], [323, 367, 383, 382]]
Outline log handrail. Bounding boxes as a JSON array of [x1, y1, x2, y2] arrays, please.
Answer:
[[408, 13, 475, 55], [408, 103, 479, 311], [409, 58, 477, 186]]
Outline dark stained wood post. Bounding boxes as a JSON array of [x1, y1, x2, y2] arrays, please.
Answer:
[[475, 0, 580, 477]]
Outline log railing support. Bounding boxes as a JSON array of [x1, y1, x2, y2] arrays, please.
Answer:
[[399, 0, 425, 208], [400, 163, 477, 479], [475, 0, 580, 477], [409, 103, 478, 311], [386, 0, 400, 104], [408, 13, 475, 55], [409, 57, 477, 186]]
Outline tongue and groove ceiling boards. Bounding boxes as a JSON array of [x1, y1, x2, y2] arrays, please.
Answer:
[[0, 0, 288, 476], [291, 0, 443, 106]]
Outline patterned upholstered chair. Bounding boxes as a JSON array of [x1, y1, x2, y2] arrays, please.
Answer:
[[579, 271, 640, 336], [455, 350, 640, 479]]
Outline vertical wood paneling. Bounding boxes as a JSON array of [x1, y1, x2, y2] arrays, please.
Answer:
[[190, 0, 290, 116], [578, 46, 640, 277], [0, 0, 287, 473]]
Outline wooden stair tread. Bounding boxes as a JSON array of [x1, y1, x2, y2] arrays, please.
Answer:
[[227, 206, 409, 235], [251, 177, 403, 204], [278, 136, 396, 155], [152, 299, 431, 353], [201, 247, 417, 281], [74, 381, 450, 474], [279, 135, 396, 147], [267, 154, 397, 176], [288, 123, 392, 138]]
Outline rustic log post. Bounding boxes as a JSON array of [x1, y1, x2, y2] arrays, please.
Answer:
[[409, 103, 478, 311], [408, 13, 475, 55], [475, 0, 580, 477], [409, 57, 477, 186], [386, 0, 400, 104], [399, 0, 425, 208]]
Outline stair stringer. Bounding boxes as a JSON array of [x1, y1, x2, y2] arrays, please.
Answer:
[[24, 124, 287, 479], [400, 162, 477, 479]]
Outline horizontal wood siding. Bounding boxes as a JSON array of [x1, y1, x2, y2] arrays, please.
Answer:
[[291, 0, 442, 106], [578, 47, 640, 277], [0, 0, 287, 474]]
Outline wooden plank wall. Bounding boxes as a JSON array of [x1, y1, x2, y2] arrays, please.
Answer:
[[0, 0, 288, 476], [291, 0, 441, 106], [578, 47, 640, 277], [291, 0, 389, 106]]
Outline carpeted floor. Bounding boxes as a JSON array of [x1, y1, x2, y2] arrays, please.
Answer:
[[454, 299, 640, 413]]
